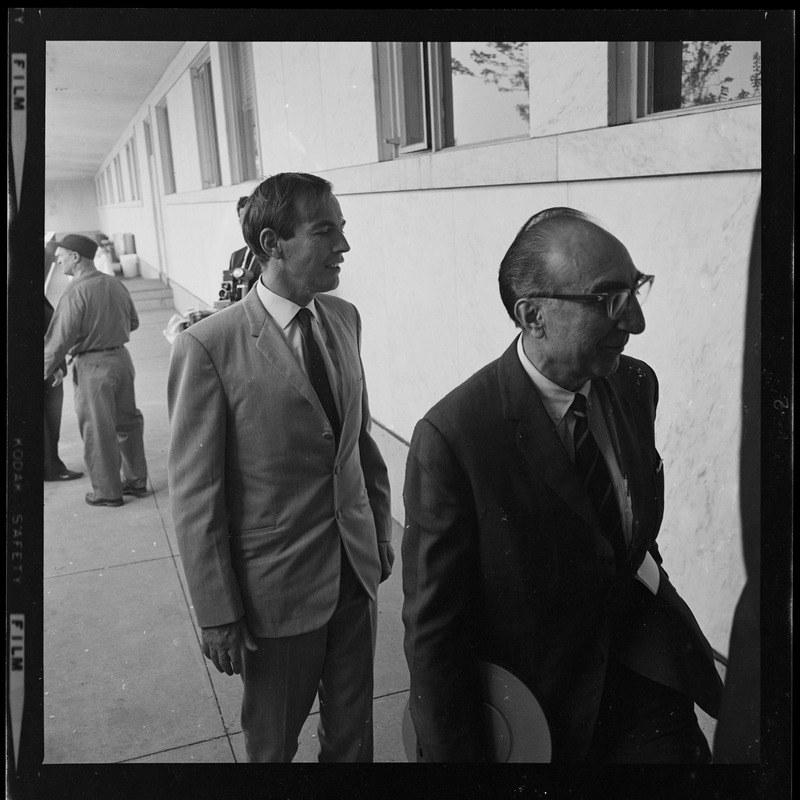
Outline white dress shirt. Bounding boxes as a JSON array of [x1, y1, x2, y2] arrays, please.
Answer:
[[516, 335, 634, 544], [256, 280, 343, 417]]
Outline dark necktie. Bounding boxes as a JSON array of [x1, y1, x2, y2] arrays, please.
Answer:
[[571, 393, 626, 563], [296, 307, 341, 448]]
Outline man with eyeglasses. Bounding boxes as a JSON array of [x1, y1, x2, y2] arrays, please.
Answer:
[[402, 208, 722, 763]]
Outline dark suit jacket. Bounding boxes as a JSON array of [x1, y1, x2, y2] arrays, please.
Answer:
[[402, 339, 723, 762], [168, 288, 392, 638]]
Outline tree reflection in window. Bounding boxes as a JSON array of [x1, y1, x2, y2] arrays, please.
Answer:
[[448, 42, 530, 147], [652, 41, 761, 113]]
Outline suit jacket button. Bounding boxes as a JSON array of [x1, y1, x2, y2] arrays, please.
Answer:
[[322, 431, 333, 439], [335, 509, 342, 520], [334, 464, 340, 474]]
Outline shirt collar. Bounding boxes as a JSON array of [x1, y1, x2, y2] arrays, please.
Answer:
[[256, 279, 319, 329], [516, 335, 591, 424]]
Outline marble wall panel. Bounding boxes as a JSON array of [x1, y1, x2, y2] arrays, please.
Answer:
[[428, 136, 558, 189], [529, 41, 609, 137], [265, 42, 380, 174], [251, 43, 291, 174], [318, 42, 380, 169], [280, 42, 327, 173], [559, 104, 761, 180], [335, 189, 463, 436]]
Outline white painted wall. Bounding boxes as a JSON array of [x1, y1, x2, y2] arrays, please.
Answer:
[[44, 179, 100, 233]]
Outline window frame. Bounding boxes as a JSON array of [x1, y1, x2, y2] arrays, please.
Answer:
[[104, 166, 115, 204], [190, 50, 222, 190], [113, 153, 125, 203], [610, 41, 762, 125], [125, 135, 141, 201], [375, 41, 532, 161], [219, 41, 262, 185], [375, 42, 433, 160], [155, 99, 176, 195]]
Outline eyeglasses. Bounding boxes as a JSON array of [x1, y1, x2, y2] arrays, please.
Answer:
[[526, 274, 654, 320]]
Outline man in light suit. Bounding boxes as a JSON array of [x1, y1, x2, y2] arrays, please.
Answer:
[[168, 173, 393, 762], [402, 208, 723, 763]]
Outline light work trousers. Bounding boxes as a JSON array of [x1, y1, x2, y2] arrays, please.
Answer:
[[73, 348, 148, 499]]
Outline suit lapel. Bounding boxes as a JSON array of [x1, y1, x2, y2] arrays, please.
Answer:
[[498, 340, 598, 528], [315, 297, 356, 429], [598, 372, 658, 570], [242, 289, 326, 419], [599, 373, 656, 556]]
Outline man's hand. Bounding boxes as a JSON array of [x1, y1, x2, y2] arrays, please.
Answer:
[[49, 369, 65, 388], [378, 541, 395, 583], [200, 617, 258, 676]]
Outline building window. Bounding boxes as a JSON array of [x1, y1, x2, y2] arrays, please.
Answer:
[[156, 99, 176, 195], [446, 42, 530, 147], [375, 41, 530, 160], [95, 177, 106, 206], [376, 42, 430, 157], [125, 135, 141, 201], [190, 53, 222, 189], [614, 41, 761, 122], [105, 167, 115, 204], [113, 154, 125, 202], [220, 41, 261, 184]]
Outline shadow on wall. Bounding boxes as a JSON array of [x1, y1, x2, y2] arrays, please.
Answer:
[[711, 200, 761, 763]]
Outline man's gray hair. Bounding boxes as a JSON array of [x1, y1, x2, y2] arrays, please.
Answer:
[[498, 207, 595, 325]]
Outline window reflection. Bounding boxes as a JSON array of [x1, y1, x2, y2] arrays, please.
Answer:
[[652, 41, 761, 113], [448, 42, 530, 147]]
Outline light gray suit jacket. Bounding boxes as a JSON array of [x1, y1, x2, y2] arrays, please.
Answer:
[[167, 288, 391, 638]]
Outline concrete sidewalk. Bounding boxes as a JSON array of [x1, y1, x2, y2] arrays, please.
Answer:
[[43, 281, 410, 763]]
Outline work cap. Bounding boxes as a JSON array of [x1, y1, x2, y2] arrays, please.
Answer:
[[54, 234, 98, 261]]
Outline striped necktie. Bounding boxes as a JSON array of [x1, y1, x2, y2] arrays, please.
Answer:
[[571, 393, 626, 563], [296, 307, 341, 449]]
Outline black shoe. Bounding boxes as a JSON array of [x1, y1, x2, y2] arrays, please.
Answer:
[[45, 469, 84, 482], [122, 484, 149, 497], [85, 492, 124, 507]]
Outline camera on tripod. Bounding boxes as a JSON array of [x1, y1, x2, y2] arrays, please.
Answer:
[[214, 265, 254, 309]]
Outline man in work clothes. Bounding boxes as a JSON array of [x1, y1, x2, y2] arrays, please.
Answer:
[[44, 233, 148, 507]]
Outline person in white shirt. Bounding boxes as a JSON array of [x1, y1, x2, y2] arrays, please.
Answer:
[[168, 173, 393, 763]]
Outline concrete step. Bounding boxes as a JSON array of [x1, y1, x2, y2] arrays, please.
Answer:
[[135, 296, 178, 311], [120, 277, 168, 294], [119, 277, 176, 312]]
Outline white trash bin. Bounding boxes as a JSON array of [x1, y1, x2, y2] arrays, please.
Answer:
[[120, 253, 139, 278]]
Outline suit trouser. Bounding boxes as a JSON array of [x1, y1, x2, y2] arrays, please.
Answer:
[[585, 654, 712, 764], [240, 545, 376, 762], [44, 378, 67, 477], [73, 348, 148, 499]]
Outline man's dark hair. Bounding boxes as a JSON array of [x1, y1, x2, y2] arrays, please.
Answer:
[[236, 196, 249, 214], [242, 173, 334, 260], [498, 207, 592, 326]]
